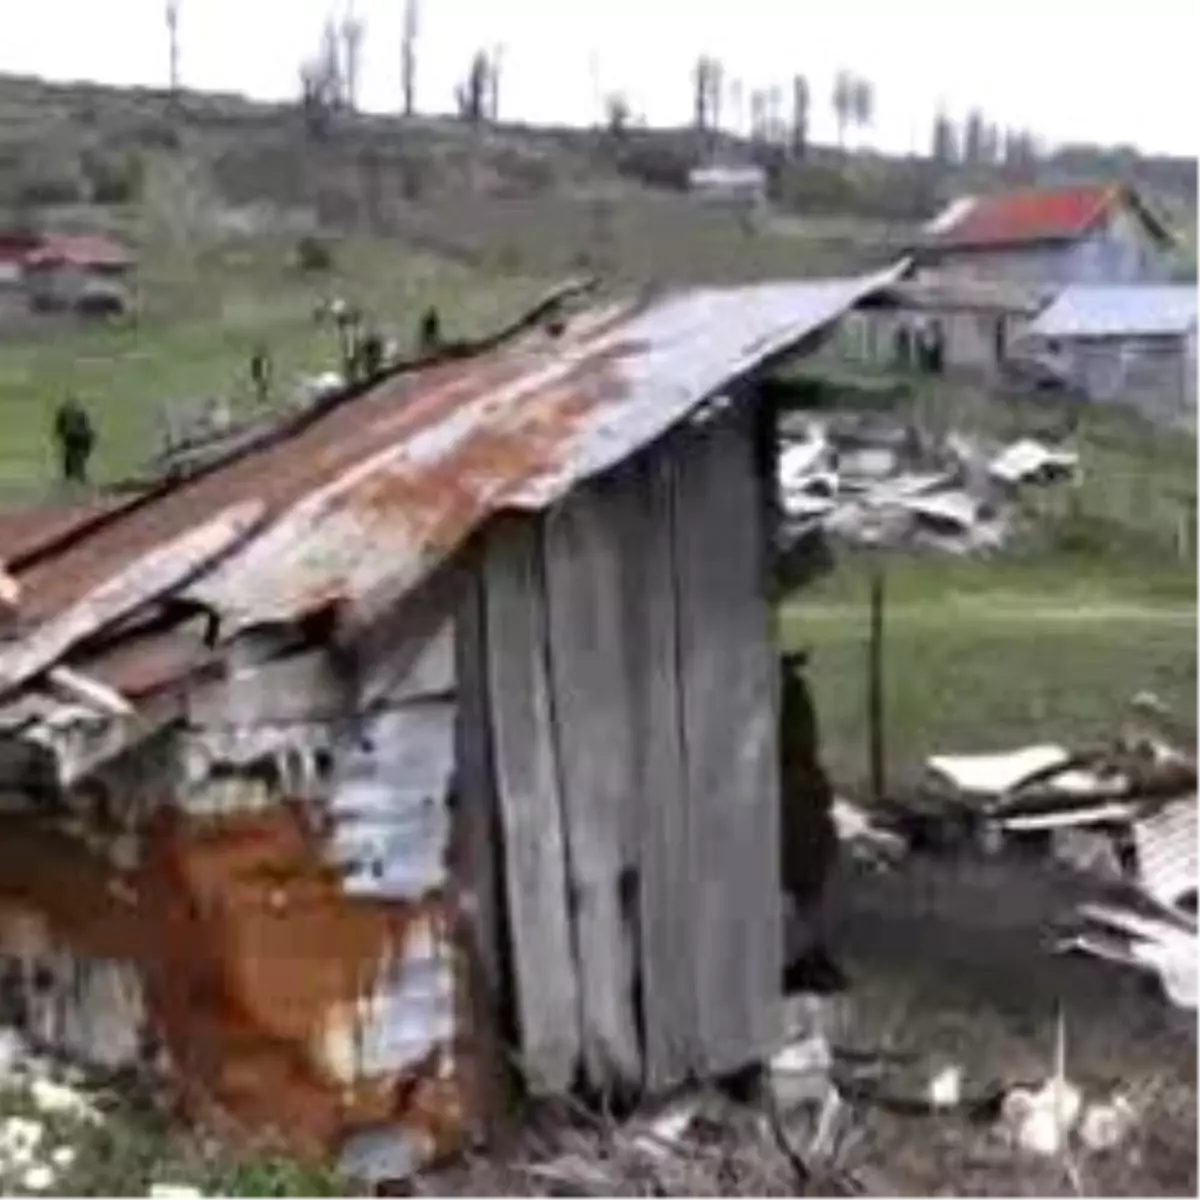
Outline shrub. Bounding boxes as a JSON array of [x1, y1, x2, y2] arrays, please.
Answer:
[[610, 133, 694, 191], [294, 235, 334, 272], [82, 148, 145, 204]]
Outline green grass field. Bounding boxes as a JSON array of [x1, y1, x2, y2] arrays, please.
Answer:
[[777, 370, 1197, 796], [0, 236, 547, 493], [785, 563, 1196, 794], [1, 230, 1195, 806]]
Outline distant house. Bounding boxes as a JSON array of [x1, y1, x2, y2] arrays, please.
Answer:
[[1024, 284, 1198, 428], [687, 163, 768, 209], [915, 184, 1175, 288], [0, 232, 40, 287], [20, 233, 134, 314], [846, 276, 1055, 375], [857, 185, 1176, 378]]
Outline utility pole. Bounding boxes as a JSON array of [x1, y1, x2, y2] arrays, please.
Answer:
[[166, 0, 181, 93]]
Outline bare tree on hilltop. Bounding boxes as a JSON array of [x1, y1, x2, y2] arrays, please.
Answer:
[[832, 71, 875, 153], [605, 93, 632, 139], [165, 0, 181, 93], [457, 49, 500, 123], [299, 18, 345, 138], [400, 0, 419, 116], [790, 75, 810, 160], [339, 5, 366, 112], [692, 55, 724, 136], [931, 110, 957, 165]]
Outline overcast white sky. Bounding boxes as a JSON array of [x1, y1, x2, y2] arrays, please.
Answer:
[[2, 0, 1197, 156]]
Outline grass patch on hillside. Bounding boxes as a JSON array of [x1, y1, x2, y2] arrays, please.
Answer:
[[0, 235, 548, 493], [784, 563, 1196, 796], [775, 368, 1196, 793]]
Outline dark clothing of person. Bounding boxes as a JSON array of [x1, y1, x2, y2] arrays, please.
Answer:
[[779, 651, 837, 909], [358, 329, 384, 381], [418, 307, 442, 355], [250, 347, 272, 404], [778, 649, 845, 993], [53, 400, 96, 485]]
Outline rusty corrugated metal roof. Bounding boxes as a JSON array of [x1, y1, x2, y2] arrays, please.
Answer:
[[0, 493, 131, 565], [2, 267, 900, 689]]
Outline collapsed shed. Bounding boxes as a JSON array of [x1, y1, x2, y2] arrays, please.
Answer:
[[0, 269, 897, 1179]]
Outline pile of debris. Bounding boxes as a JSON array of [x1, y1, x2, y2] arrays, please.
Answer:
[[917, 702, 1197, 1010], [777, 413, 1078, 554]]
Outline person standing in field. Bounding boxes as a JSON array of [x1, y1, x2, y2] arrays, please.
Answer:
[[250, 344, 273, 406], [52, 395, 97, 486]]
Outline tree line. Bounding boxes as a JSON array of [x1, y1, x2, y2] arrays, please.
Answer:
[[162, 0, 1065, 176]]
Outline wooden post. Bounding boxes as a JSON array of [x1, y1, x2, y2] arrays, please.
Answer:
[[867, 559, 886, 805]]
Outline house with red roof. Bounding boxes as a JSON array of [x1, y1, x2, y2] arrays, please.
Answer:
[[21, 232, 135, 314], [871, 184, 1178, 375], [916, 183, 1174, 288]]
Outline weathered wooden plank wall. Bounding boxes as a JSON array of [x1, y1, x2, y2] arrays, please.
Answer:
[[542, 483, 642, 1091], [479, 517, 581, 1094], [626, 454, 698, 1091], [471, 406, 782, 1098], [672, 412, 782, 1074]]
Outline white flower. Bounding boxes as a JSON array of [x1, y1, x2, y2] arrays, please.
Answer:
[[927, 1064, 962, 1109], [149, 1184, 204, 1199], [50, 1145, 78, 1169], [1079, 1095, 1136, 1152], [0, 1117, 44, 1166], [21, 1164, 56, 1192], [29, 1078, 101, 1124]]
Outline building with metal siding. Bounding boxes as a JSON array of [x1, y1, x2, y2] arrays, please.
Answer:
[[1026, 284, 1198, 427], [0, 267, 899, 1181]]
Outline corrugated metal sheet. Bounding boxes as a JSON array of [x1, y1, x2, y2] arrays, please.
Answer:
[[0, 493, 131, 565], [0, 271, 898, 1177], [189, 272, 902, 632], [863, 277, 1054, 316], [1029, 285, 1198, 340], [5, 268, 900, 656]]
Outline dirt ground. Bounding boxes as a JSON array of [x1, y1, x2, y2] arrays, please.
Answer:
[[825, 849, 1197, 1196]]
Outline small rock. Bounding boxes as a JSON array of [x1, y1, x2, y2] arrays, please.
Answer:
[[769, 1033, 834, 1109], [21, 1164, 56, 1192], [29, 1078, 101, 1124], [999, 1078, 1083, 1157], [50, 1146, 78, 1169], [927, 1064, 962, 1110], [1079, 1095, 1136, 1152], [149, 1186, 204, 1199], [0, 1116, 45, 1166]]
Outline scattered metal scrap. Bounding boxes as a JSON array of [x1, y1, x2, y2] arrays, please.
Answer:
[[778, 415, 1077, 554], [915, 702, 1197, 1009]]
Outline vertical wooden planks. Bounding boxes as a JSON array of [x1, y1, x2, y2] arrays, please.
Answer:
[[453, 559, 515, 1139], [671, 410, 782, 1077], [541, 478, 642, 1092], [626, 452, 699, 1091], [479, 517, 580, 1094]]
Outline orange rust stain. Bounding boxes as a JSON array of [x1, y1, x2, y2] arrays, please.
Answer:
[[0, 806, 470, 1167]]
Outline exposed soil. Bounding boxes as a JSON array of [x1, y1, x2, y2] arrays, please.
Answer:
[[825, 849, 1196, 1196]]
